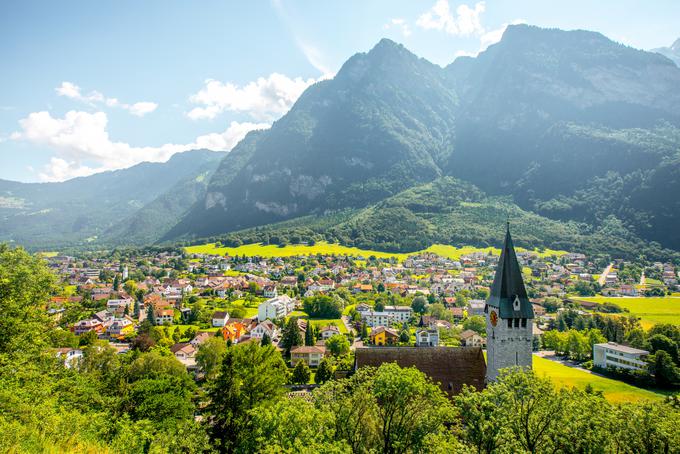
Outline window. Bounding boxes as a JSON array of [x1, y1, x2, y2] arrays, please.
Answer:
[[514, 318, 520, 328], [521, 318, 527, 328], [507, 318, 513, 328]]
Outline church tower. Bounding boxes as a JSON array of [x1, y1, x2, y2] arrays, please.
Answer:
[[485, 223, 534, 381]]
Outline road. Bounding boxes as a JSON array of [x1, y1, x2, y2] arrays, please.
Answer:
[[598, 262, 613, 286]]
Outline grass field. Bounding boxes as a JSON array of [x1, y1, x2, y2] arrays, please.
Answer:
[[185, 241, 568, 262], [578, 296, 680, 329], [533, 356, 666, 403]]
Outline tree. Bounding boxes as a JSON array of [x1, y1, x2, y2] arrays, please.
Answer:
[[399, 328, 411, 343], [463, 316, 486, 335], [411, 296, 427, 314], [302, 295, 342, 318], [651, 351, 680, 388], [371, 363, 456, 454], [280, 317, 303, 354], [304, 325, 315, 346], [196, 337, 227, 380], [374, 300, 385, 312], [647, 334, 679, 362], [260, 332, 272, 346], [113, 274, 120, 291], [361, 322, 369, 340], [377, 283, 385, 293], [0, 245, 56, 357], [316, 357, 334, 384], [326, 334, 350, 356], [291, 360, 311, 384], [206, 342, 287, 453]]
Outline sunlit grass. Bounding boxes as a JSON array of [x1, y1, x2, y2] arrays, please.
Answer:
[[578, 296, 680, 329]]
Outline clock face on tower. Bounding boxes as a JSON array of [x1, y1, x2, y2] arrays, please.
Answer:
[[490, 310, 498, 327]]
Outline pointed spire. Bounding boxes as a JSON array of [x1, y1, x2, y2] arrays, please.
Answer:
[[487, 223, 534, 319]]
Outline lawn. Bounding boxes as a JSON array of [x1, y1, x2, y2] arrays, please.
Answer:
[[578, 296, 680, 329], [532, 355, 665, 403], [286, 310, 348, 334], [185, 241, 569, 262]]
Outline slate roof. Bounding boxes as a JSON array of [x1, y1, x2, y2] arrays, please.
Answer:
[[486, 223, 534, 319], [354, 346, 486, 395]]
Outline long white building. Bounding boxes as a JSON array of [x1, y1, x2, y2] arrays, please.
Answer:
[[257, 295, 295, 321], [593, 342, 649, 372], [356, 304, 413, 327]]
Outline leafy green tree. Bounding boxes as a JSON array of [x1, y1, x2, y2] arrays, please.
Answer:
[[0, 245, 56, 358], [205, 342, 287, 453], [374, 300, 385, 312], [463, 316, 486, 335], [260, 332, 272, 346], [326, 334, 350, 356], [646, 334, 679, 362], [371, 363, 456, 454], [303, 295, 342, 318], [651, 350, 680, 388], [411, 295, 427, 314], [291, 360, 311, 384], [316, 357, 334, 384], [196, 337, 227, 380]]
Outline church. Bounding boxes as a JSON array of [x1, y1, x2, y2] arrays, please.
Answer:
[[355, 223, 534, 394]]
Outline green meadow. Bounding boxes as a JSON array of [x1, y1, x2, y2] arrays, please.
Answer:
[[578, 296, 680, 329]]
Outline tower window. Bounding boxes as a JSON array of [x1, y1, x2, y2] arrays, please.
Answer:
[[507, 318, 513, 328], [521, 318, 527, 328], [514, 318, 520, 328]]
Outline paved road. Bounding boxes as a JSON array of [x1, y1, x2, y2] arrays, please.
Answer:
[[598, 263, 613, 286]]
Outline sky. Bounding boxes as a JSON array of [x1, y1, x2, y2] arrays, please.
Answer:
[[1, 0, 679, 183]]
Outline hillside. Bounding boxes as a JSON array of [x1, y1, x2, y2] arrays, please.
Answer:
[[171, 25, 680, 254], [0, 150, 225, 249], [652, 37, 680, 66], [199, 177, 679, 262]]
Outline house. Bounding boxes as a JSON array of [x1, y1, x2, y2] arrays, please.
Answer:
[[106, 298, 134, 315], [72, 319, 105, 335], [532, 304, 546, 317], [263, 285, 278, 298], [467, 300, 486, 317], [55, 348, 83, 368], [250, 320, 281, 340], [593, 342, 649, 372], [257, 295, 295, 321], [155, 308, 175, 325], [290, 345, 327, 367], [355, 346, 486, 395], [370, 326, 400, 346], [212, 311, 230, 327], [460, 330, 485, 347], [319, 325, 341, 339], [171, 343, 197, 368], [416, 328, 440, 347], [108, 318, 134, 337], [221, 320, 247, 343], [190, 332, 212, 348]]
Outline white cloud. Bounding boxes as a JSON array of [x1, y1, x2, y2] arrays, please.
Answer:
[[12, 110, 268, 181], [416, 1, 486, 36], [55, 81, 158, 117], [383, 18, 412, 37], [187, 73, 322, 121]]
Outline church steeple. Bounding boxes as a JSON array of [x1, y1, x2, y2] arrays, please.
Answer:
[[487, 222, 534, 319], [484, 223, 534, 382]]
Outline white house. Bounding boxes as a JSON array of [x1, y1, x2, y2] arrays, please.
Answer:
[[106, 298, 134, 315], [415, 328, 439, 347], [263, 285, 278, 298], [250, 320, 281, 340], [257, 295, 295, 321], [320, 325, 341, 340], [55, 348, 83, 368], [212, 311, 230, 327], [593, 342, 649, 372], [460, 329, 485, 347], [290, 346, 326, 367]]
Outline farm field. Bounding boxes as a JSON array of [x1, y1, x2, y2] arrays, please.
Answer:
[[578, 296, 680, 329], [185, 241, 568, 262], [532, 355, 666, 403]]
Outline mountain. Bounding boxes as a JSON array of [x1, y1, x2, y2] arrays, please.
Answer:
[[170, 25, 680, 254], [0, 150, 225, 249], [652, 37, 680, 66]]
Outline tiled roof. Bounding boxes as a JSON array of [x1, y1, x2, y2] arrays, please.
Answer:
[[355, 346, 486, 395]]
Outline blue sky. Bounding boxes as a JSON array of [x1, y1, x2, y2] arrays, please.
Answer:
[[1, 0, 678, 182]]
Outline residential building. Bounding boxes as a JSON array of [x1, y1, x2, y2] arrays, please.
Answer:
[[356, 305, 413, 327], [250, 320, 280, 340], [369, 326, 399, 346], [593, 342, 649, 372], [212, 311, 230, 327], [460, 329, 485, 347], [319, 325, 341, 339], [290, 345, 326, 366], [416, 328, 439, 347], [257, 295, 295, 321]]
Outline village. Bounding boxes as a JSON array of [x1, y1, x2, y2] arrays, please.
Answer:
[[45, 241, 680, 390]]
